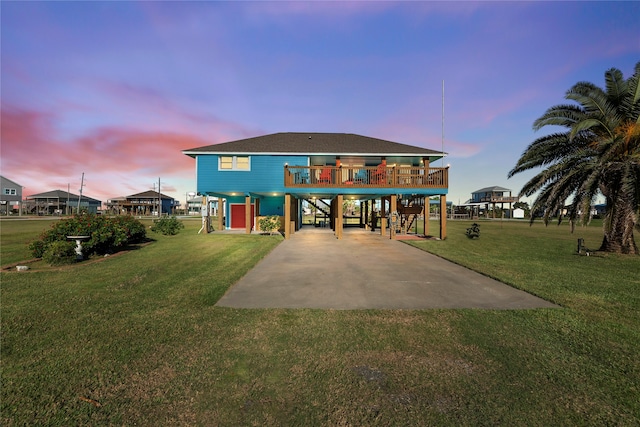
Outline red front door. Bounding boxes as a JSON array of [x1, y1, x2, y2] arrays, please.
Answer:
[[230, 204, 255, 229]]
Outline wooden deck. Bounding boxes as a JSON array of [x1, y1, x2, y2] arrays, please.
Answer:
[[479, 196, 519, 203], [284, 165, 448, 189]]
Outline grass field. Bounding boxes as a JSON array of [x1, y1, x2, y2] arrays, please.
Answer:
[[1, 217, 639, 426]]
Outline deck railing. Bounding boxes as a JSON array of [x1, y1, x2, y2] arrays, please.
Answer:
[[284, 165, 448, 189], [479, 196, 519, 203]]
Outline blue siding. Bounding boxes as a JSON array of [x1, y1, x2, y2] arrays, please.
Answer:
[[197, 154, 307, 195], [195, 153, 447, 200], [259, 196, 285, 216]]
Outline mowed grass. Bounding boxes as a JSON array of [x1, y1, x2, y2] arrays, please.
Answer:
[[1, 218, 639, 426], [0, 218, 60, 265]]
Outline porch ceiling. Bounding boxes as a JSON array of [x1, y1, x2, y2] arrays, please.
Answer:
[[204, 190, 446, 201]]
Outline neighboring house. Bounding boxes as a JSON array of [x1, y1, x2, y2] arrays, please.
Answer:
[[24, 190, 102, 215], [185, 195, 218, 216], [106, 191, 178, 215], [461, 186, 519, 218], [593, 204, 606, 218], [0, 176, 23, 215], [185, 195, 202, 215], [183, 132, 449, 239]]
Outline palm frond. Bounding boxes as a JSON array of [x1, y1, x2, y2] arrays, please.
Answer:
[[533, 104, 584, 130], [508, 133, 592, 177], [569, 118, 609, 141], [631, 62, 640, 105], [604, 67, 627, 103]]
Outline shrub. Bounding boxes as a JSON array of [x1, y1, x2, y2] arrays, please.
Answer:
[[28, 239, 47, 259], [109, 215, 147, 245], [28, 214, 147, 263], [259, 215, 281, 234], [42, 241, 77, 265], [150, 216, 184, 235]]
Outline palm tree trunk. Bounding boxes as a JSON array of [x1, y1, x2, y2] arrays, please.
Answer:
[[599, 194, 638, 254]]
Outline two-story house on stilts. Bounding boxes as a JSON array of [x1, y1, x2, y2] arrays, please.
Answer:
[[183, 132, 448, 239]]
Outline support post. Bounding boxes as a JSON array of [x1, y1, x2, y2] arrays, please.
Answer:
[[390, 194, 397, 240], [364, 200, 369, 230], [218, 198, 224, 230], [380, 196, 387, 219], [284, 194, 291, 239], [380, 197, 386, 235], [245, 195, 252, 234], [423, 197, 429, 237], [440, 195, 447, 240], [330, 199, 335, 230], [202, 196, 210, 234], [292, 197, 298, 231], [336, 194, 343, 239]]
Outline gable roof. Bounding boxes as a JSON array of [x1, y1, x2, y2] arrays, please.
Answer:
[[0, 175, 22, 188], [183, 132, 445, 157], [127, 191, 175, 200], [26, 190, 101, 203], [472, 186, 511, 193]]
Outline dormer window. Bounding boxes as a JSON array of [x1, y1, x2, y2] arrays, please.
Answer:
[[219, 156, 251, 171]]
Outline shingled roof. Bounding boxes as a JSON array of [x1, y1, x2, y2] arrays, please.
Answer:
[[183, 132, 445, 157], [26, 190, 101, 203], [473, 186, 512, 193], [127, 191, 175, 200]]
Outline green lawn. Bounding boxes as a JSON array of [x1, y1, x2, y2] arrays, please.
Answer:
[[1, 218, 638, 426]]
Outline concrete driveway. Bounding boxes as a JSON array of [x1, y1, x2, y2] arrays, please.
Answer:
[[216, 227, 560, 310]]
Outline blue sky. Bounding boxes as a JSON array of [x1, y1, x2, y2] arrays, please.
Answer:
[[2, 1, 639, 206]]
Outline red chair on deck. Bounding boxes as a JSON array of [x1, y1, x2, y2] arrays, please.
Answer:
[[318, 168, 332, 183], [371, 164, 387, 184]]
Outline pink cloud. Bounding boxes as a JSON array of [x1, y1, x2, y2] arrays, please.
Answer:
[[0, 105, 224, 203], [443, 139, 483, 159]]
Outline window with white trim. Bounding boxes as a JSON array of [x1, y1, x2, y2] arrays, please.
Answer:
[[219, 156, 251, 171], [4, 188, 17, 195]]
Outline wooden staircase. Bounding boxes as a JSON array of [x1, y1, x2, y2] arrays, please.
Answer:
[[397, 196, 424, 233], [305, 198, 331, 225]]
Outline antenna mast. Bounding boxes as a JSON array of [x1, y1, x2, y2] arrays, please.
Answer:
[[441, 80, 445, 167]]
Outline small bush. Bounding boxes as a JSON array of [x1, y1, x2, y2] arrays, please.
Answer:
[[28, 239, 46, 258], [259, 216, 281, 234], [42, 241, 77, 265], [150, 216, 184, 235], [109, 215, 148, 247]]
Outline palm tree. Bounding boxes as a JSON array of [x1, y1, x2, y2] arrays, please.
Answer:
[[509, 62, 640, 254]]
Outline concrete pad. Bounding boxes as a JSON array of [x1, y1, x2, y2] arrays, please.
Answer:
[[216, 227, 560, 310]]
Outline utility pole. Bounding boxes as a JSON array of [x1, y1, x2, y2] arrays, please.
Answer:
[[157, 178, 161, 216], [77, 173, 85, 214]]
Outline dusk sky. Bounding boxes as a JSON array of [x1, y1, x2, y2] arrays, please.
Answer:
[[2, 1, 639, 207]]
